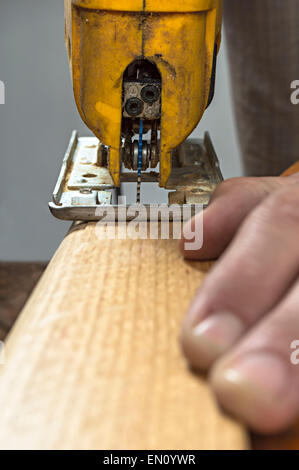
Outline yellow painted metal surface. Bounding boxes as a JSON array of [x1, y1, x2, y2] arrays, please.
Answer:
[[71, 0, 218, 12], [65, 0, 222, 187]]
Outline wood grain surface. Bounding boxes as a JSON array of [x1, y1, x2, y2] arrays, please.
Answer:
[[0, 223, 248, 450]]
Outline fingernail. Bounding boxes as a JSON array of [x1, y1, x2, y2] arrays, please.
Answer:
[[182, 312, 245, 370], [211, 352, 291, 431]]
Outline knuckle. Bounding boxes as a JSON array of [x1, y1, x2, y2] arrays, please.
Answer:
[[264, 185, 299, 223], [212, 177, 251, 198], [211, 177, 273, 206]]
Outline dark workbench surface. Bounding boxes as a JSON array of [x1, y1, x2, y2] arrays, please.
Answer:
[[0, 262, 47, 341]]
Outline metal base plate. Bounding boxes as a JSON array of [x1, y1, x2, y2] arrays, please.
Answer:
[[49, 131, 223, 221]]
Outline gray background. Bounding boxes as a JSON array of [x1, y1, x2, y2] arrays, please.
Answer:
[[0, 0, 241, 261]]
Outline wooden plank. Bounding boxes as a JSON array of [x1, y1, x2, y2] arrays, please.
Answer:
[[282, 161, 299, 176], [1, 263, 299, 449], [0, 223, 248, 450]]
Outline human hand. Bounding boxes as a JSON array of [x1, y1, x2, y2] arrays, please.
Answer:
[[180, 174, 299, 434]]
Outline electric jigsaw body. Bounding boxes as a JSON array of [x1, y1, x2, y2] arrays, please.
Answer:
[[50, 0, 223, 220]]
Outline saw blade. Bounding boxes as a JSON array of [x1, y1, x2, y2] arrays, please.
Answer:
[[136, 119, 143, 204]]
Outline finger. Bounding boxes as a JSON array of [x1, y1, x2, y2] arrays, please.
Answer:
[[181, 184, 299, 370], [180, 176, 293, 260], [210, 277, 299, 434]]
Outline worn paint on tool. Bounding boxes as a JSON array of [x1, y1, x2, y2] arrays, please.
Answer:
[[71, 0, 219, 12]]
